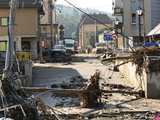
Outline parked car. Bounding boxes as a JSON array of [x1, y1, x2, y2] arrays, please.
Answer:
[[94, 43, 107, 54], [49, 45, 71, 62], [52, 45, 66, 52]]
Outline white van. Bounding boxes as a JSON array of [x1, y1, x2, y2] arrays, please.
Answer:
[[64, 39, 75, 54]]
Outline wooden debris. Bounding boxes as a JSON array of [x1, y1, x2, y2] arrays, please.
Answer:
[[87, 110, 154, 119], [22, 71, 102, 108], [102, 47, 160, 76], [80, 71, 101, 108], [102, 56, 131, 62], [35, 97, 60, 120]]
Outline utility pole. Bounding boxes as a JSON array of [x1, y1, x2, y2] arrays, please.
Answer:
[[54, 2, 57, 44], [3, 0, 17, 79], [38, 5, 43, 62], [51, 0, 57, 46], [94, 20, 97, 47], [1, 0, 17, 98], [50, 0, 53, 48]]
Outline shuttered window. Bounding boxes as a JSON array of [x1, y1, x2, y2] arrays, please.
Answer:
[[0, 17, 8, 27], [0, 41, 7, 51]]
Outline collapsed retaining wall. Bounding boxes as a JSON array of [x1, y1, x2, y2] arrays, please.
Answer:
[[118, 60, 160, 99]]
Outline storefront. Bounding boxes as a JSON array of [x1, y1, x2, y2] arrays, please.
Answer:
[[144, 24, 160, 47]]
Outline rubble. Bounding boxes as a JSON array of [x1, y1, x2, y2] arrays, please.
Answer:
[[101, 83, 145, 97], [51, 75, 88, 89], [88, 111, 155, 120], [1, 52, 159, 119], [101, 47, 160, 75], [80, 71, 101, 108], [0, 71, 59, 120], [22, 71, 102, 109], [131, 47, 160, 75]]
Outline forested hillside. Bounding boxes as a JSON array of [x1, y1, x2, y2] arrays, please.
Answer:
[[56, 5, 112, 39]]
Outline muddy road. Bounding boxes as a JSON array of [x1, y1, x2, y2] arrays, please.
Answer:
[[32, 54, 159, 120]]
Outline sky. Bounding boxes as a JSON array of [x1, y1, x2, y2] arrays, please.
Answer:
[[56, 0, 113, 13]]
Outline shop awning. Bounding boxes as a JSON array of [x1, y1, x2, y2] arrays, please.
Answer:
[[147, 24, 160, 38]]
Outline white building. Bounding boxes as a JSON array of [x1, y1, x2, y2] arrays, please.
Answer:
[[112, 0, 160, 48]]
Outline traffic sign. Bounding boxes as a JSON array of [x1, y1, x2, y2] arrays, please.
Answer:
[[104, 33, 112, 41]]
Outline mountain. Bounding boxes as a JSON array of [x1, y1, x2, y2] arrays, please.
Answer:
[[56, 4, 112, 39]]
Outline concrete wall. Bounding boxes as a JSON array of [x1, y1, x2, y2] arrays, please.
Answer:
[[119, 61, 160, 99], [24, 60, 32, 86], [21, 60, 32, 87], [146, 72, 160, 98]]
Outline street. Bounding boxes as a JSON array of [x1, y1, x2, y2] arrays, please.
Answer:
[[32, 54, 160, 120], [1, 0, 160, 119]]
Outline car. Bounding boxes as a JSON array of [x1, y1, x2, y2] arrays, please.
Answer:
[[94, 43, 107, 54], [49, 45, 71, 62], [52, 45, 66, 53]]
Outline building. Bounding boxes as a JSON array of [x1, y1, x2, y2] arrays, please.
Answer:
[[40, 0, 58, 49], [113, 0, 160, 99], [0, 0, 45, 59], [145, 24, 160, 46], [112, 0, 160, 48], [79, 14, 112, 49]]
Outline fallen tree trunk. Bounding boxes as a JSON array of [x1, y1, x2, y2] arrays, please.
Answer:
[[22, 87, 144, 97], [102, 90, 144, 97], [102, 56, 131, 62]]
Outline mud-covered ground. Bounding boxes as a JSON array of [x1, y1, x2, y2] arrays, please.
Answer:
[[32, 54, 160, 120]]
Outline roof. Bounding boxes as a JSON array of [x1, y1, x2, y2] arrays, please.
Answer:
[[0, 0, 42, 8], [147, 23, 160, 36], [80, 14, 112, 25]]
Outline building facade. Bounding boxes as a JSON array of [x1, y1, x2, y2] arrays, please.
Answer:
[[112, 0, 160, 48], [40, 0, 58, 49], [79, 14, 112, 49], [0, 0, 44, 59]]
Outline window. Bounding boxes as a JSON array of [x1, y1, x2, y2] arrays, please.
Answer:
[[0, 41, 7, 51], [131, 13, 136, 24], [0, 17, 8, 26]]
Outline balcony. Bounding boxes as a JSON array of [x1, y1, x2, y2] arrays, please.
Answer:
[[113, 8, 123, 15], [112, 0, 123, 15], [112, 0, 123, 8]]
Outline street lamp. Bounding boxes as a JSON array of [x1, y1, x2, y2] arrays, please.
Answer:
[[136, 7, 143, 46]]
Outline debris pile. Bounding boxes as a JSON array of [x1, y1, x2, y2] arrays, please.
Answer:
[[51, 75, 88, 89], [80, 71, 101, 108], [102, 47, 160, 75], [36, 97, 60, 120], [101, 83, 145, 98], [50, 73, 101, 108], [131, 47, 160, 75], [87, 111, 155, 120], [0, 73, 60, 119]]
